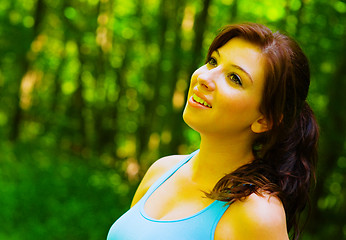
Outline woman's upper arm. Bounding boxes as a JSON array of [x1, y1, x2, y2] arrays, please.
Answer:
[[130, 155, 185, 207]]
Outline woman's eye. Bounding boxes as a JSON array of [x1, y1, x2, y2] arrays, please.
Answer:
[[207, 57, 217, 66], [228, 73, 242, 86]]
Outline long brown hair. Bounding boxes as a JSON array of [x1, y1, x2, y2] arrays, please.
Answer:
[[204, 23, 319, 239]]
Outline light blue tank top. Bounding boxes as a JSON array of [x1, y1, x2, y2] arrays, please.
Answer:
[[107, 150, 230, 240]]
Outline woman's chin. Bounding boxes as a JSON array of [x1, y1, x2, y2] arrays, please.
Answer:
[[183, 111, 207, 134]]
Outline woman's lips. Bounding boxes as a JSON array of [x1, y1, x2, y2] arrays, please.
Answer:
[[192, 93, 212, 108], [188, 94, 212, 109]]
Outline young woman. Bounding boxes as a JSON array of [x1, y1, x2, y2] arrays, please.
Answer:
[[107, 23, 319, 240]]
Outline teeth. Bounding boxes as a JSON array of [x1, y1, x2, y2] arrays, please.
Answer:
[[193, 94, 211, 108]]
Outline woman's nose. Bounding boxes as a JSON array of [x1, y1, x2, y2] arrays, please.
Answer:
[[197, 69, 216, 91]]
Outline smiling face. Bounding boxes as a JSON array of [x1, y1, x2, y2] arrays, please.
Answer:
[[183, 37, 268, 139]]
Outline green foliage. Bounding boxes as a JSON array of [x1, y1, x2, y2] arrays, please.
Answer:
[[0, 141, 132, 239], [0, 0, 345, 239]]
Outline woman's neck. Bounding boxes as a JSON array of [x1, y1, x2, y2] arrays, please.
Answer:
[[189, 133, 255, 190]]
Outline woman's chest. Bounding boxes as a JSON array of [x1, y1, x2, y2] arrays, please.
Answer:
[[143, 174, 214, 221]]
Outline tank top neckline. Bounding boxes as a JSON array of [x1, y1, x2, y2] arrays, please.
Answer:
[[139, 150, 220, 223]]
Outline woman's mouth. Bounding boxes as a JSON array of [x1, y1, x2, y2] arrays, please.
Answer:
[[192, 94, 212, 108]]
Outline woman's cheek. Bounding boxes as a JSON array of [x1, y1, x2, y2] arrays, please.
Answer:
[[222, 94, 256, 113]]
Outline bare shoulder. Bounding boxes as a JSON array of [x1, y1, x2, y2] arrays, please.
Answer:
[[130, 154, 188, 207], [215, 192, 289, 240]]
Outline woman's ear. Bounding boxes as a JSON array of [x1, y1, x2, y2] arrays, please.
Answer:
[[251, 115, 270, 133]]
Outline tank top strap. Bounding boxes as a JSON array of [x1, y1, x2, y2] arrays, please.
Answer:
[[141, 149, 200, 201], [210, 200, 229, 238]]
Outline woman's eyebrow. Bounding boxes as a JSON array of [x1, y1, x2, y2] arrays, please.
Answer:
[[231, 64, 254, 84], [215, 49, 254, 84]]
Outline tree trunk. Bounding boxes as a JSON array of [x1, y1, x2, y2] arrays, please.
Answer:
[[229, 0, 238, 23], [159, 0, 187, 156], [93, 0, 116, 154], [9, 0, 45, 141], [188, 0, 212, 77], [135, 0, 170, 163]]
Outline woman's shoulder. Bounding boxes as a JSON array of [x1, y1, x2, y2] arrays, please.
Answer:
[[149, 154, 189, 175], [130, 154, 189, 207], [215, 192, 289, 240]]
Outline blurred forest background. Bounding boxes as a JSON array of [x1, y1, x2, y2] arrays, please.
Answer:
[[0, 0, 345, 239]]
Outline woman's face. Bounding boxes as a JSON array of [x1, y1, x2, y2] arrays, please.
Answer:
[[183, 37, 267, 138]]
